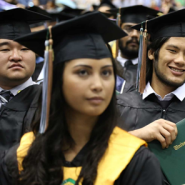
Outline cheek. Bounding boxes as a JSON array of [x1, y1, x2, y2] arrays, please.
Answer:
[[62, 77, 86, 105], [24, 53, 36, 71], [120, 37, 127, 47]]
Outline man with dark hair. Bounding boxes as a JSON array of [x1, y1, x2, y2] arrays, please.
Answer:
[[0, 8, 50, 184], [108, 5, 161, 86], [117, 9, 185, 152]]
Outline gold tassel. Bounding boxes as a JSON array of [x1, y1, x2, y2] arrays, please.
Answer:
[[139, 21, 148, 94]]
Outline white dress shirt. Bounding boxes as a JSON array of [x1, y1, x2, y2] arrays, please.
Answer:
[[143, 82, 185, 102]]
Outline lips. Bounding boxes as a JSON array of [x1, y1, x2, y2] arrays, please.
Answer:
[[9, 64, 23, 69], [87, 97, 104, 105], [169, 66, 185, 76]]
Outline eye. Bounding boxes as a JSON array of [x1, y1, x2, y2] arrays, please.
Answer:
[[123, 27, 132, 33], [0, 49, 10, 52], [102, 70, 112, 76], [21, 48, 30, 51], [78, 69, 88, 76], [168, 49, 176, 53]]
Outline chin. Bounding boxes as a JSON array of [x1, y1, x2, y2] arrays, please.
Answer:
[[84, 109, 105, 117]]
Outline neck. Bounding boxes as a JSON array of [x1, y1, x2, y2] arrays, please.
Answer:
[[65, 109, 98, 150], [151, 71, 176, 99], [0, 78, 28, 90]]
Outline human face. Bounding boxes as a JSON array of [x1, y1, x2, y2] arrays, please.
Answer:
[[62, 58, 115, 117], [119, 22, 140, 59], [149, 37, 185, 87], [0, 39, 36, 88]]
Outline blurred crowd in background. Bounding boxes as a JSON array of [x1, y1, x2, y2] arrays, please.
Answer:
[[1, 0, 185, 14]]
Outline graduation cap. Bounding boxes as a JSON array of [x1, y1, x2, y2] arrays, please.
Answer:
[[14, 12, 127, 133], [98, 0, 117, 9], [132, 8, 185, 94], [0, 8, 51, 40], [108, 5, 162, 23], [132, 8, 185, 40]]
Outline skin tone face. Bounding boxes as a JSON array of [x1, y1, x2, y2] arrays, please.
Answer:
[[0, 39, 36, 89], [62, 58, 115, 161], [119, 22, 140, 59], [63, 58, 115, 117], [149, 37, 185, 98]]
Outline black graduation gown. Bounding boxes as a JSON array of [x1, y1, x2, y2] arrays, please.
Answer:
[[116, 59, 138, 85], [0, 85, 41, 156], [1, 144, 163, 185], [116, 90, 185, 131]]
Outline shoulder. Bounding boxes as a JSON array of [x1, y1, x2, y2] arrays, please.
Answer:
[[115, 146, 163, 185], [116, 90, 143, 108]]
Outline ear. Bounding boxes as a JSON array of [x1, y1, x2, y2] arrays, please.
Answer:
[[148, 49, 154, 60]]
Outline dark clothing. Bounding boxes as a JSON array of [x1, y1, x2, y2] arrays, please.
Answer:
[[0, 85, 41, 185], [117, 90, 185, 131], [116, 58, 138, 86], [1, 143, 163, 185], [32, 62, 44, 82]]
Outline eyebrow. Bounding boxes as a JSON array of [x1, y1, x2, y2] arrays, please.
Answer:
[[73, 64, 113, 69], [166, 45, 179, 49], [0, 42, 10, 47]]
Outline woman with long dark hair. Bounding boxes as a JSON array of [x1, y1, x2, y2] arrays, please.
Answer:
[[5, 12, 163, 185]]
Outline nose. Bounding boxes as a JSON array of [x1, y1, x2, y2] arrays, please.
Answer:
[[9, 49, 22, 62], [174, 53, 185, 67], [130, 29, 139, 39], [90, 74, 103, 93]]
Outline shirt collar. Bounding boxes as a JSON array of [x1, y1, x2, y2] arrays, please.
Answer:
[[142, 82, 185, 102], [0, 77, 36, 96], [117, 51, 138, 67]]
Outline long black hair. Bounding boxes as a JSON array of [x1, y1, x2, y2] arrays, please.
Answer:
[[18, 45, 118, 185], [146, 37, 170, 83]]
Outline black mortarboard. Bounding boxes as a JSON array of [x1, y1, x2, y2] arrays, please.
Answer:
[[108, 5, 161, 23], [98, 0, 117, 9], [132, 8, 185, 40], [14, 11, 127, 61], [0, 8, 51, 40], [61, 7, 85, 16]]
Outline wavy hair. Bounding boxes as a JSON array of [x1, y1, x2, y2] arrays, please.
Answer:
[[18, 44, 118, 185]]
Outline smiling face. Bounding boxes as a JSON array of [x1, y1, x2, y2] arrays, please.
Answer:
[[0, 39, 36, 88], [149, 37, 185, 88], [62, 58, 115, 117]]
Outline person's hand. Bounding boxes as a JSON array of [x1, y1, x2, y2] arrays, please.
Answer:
[[129, 119, 178, 149]]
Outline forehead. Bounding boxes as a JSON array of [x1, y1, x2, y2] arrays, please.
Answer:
[[65, 58, 112, 67], [163, 37, 185, 47]]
